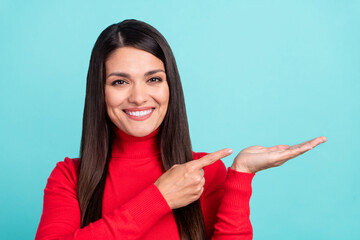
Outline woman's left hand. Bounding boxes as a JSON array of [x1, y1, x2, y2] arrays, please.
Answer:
[[231, 136, 327, 173]]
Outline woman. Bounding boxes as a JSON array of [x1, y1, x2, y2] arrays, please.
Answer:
[[36, 19, 326, 239]]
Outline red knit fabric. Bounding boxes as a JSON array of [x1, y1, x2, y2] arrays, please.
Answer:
[[36, 128, 254, 239]]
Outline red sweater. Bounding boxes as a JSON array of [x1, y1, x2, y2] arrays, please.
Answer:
[[36, 128, 254, 239]]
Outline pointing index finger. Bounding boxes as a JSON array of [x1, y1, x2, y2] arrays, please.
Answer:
[[192, 148, 233, 169]]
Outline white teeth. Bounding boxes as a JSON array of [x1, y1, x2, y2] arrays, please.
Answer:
[[126, 109, 153, 117]]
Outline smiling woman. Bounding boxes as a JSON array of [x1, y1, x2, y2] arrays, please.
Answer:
[[35, 19, 326, 240]]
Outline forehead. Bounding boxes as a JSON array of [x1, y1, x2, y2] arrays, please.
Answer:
[[105, 47, 165, 75]]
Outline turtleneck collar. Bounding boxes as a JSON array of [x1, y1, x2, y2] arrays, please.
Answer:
[[111, 127, 161, 159]]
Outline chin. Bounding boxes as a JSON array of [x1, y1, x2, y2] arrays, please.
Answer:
[[130, 131, 149, 137], [125, 126, 155, 137]]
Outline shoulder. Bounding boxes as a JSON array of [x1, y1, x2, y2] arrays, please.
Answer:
[[46, 157, 79, 191]]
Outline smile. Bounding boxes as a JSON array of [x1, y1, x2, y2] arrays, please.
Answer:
[[123, 107, 155, 121], [126, 109, 153, 117]]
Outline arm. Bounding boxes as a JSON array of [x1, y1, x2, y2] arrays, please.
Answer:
[[35, 158, 171, 240], [209, 136, 326, 239], [195, 152, 254, 240], [211, 168, 254, 240]]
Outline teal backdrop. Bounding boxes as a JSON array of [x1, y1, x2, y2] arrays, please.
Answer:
[[0, 0, 359, 239]]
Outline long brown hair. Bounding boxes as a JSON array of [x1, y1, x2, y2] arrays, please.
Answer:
[[78, 19, 206, 239]]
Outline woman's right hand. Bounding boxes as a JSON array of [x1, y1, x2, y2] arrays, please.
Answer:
[[154, 148, 233, 209]]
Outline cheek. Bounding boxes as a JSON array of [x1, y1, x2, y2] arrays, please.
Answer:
[[105, 88, 126, 111], [157, 85, 170, 110]]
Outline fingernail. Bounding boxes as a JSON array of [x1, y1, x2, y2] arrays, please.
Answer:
[[227, 148, 233, 154]]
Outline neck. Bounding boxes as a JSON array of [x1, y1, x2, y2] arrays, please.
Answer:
[[111, 127, 161, 159]]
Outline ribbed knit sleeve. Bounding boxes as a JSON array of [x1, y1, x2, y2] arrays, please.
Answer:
[[212, 168, 255, 240], [35, 158, 172, 240], [194, 152, 254, 240]]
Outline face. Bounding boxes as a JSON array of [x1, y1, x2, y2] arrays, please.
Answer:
[[105, 47, 170, 137]]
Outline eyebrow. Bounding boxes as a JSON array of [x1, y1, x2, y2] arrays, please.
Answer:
[[106, 69, 165, 79]]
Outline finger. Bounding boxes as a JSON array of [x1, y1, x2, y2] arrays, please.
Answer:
[[190, 148, 233, 169], [200, 177, 205, 187], [199, 186, 204, 197], [199, 168, 204, 178], [275, 136, 327, 161], [267, 145, 290, 152], [289, 136, 327, 151], [269, 147, 307, 164], [308, 136, 327, 148]]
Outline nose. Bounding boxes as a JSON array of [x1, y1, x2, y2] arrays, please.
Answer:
[[128, 83, 148, 105]]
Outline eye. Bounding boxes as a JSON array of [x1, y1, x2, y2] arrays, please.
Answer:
[[147, 77, 162, 83], [111, 80, 128, 86]]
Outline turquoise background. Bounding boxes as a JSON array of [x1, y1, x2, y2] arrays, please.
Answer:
[[1, 0, 359, 239]]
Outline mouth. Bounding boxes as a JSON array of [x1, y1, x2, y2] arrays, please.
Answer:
[[123, 107, 155, 121]]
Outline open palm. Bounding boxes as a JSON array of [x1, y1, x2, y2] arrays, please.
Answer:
[[231, 136, 327, 173]]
